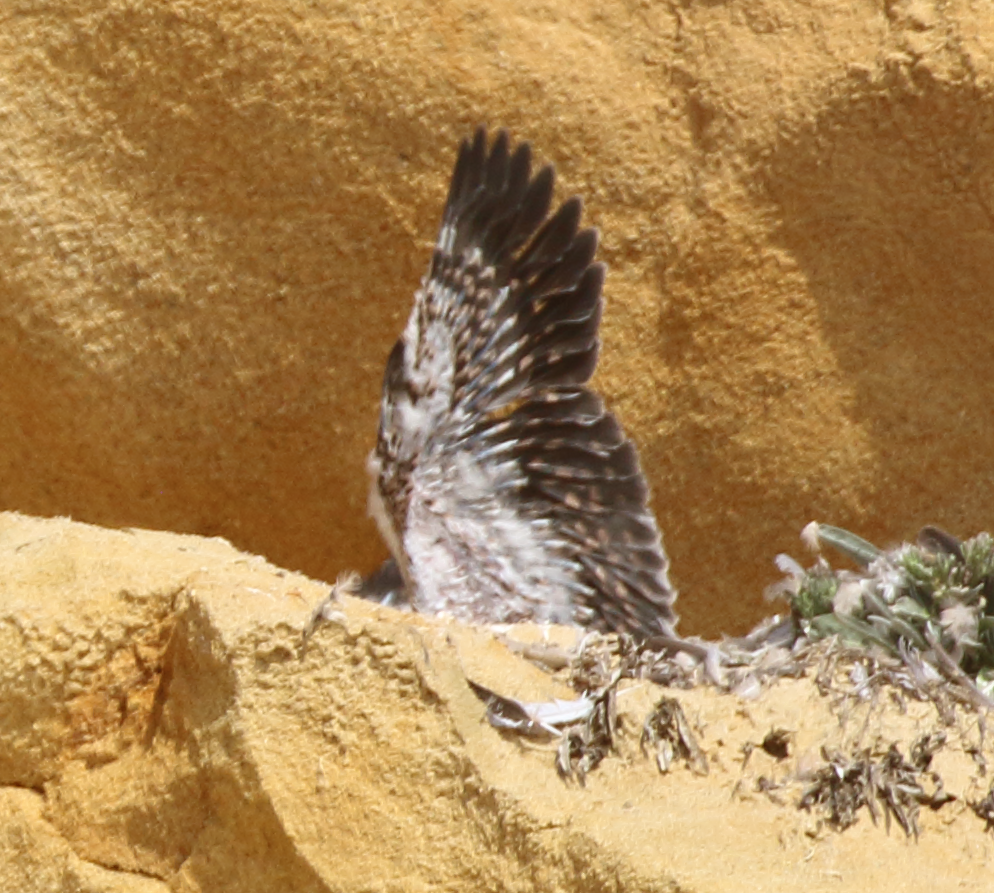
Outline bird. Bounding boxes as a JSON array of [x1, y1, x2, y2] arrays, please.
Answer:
[[365, 126, 677, 638]]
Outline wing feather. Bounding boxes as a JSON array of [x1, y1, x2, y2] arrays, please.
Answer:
[[375, 126, 677, 636]]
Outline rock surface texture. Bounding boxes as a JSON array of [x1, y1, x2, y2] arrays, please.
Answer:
[[1, 512, 993, 892], [2, 1, 994, 635]]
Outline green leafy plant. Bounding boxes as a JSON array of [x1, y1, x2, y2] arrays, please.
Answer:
[[774, 523, 994, 707]]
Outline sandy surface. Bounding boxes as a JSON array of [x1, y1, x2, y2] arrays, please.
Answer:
[[1, 512, 993, 891]]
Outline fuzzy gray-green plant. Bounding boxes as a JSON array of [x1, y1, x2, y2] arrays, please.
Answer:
[[774, 523, 994, 705]]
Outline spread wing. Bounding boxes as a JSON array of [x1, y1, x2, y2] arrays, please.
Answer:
[[374, 126, 677, 637], [429, 128, 602, 415]]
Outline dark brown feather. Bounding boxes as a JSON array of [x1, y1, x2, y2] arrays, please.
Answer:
[[375, 126, 678, 637]]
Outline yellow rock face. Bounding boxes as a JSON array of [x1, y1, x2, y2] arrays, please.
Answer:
[[1, 2, 994, 635], [2, 511, 994, 892]]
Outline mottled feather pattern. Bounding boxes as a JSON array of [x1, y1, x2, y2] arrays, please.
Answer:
[[369, 126, 677, 637]]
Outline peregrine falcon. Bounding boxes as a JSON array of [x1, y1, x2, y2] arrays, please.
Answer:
[[366, 127, 677, 638]]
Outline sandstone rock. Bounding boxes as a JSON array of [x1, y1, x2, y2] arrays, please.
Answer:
[[1, 512, 993, 891], [0, 787, 167, 893], [2, 2, 994, 636]]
